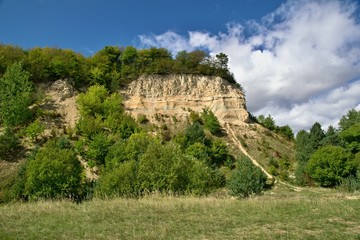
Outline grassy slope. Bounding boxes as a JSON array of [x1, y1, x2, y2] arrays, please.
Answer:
[[1, 187, 359, 240]]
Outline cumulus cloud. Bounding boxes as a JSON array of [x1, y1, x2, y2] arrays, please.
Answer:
[[139, 0, 360, 133]]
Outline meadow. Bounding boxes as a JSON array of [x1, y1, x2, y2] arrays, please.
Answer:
[[0, 186, 359, 240]]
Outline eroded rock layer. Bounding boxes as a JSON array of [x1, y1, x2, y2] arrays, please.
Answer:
[[122, 75, 249, 124]]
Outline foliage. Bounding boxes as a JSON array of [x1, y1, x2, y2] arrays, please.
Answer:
[[338, 170, 360, 192], [184, 122, 206, 147], [95, 160, 139, 197], [339, 109, 360, 131], [0, 128, 20, 160], [25, 119, 45, 141], [0, 62, 34, 127], [25, 47, 88, 86], [321, 125, 340, 146], [257, 114, 294, 139], [277, 125, 294, 140], [1, 44, 239, 89], [20, 139, 83, 200], [339, 123, 360, 154], [201, 108, 221, 135], [76, 84, 130, 138], [89, 46, 122, 89], [306, 146, 353, 187], [257, 115, 276, 131], [77, 85, 108, 117], [0, 44, 26, 76], [87, 132, 112, 165], [97, 139, 220, 197], [208, 139, 230, 167], [295, 122, 326, 185], [227, 156, 267, 198]]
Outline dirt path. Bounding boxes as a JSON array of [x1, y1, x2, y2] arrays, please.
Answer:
[[224, 122, 274, 179], [224, 122, 307, 192]]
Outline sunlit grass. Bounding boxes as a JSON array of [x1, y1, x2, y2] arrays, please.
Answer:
[[0, 188, 359, 239]]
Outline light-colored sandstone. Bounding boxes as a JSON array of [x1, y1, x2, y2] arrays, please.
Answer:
[[122, 74, 249, 124]]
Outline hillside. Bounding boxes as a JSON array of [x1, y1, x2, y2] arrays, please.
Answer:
[[0, 74, 297, 202], [121, 74, 295, 181]]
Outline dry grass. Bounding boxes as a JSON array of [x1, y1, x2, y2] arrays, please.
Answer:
[[0, 187, 359, 240]]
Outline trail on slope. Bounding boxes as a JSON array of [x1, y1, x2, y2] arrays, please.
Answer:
[[224, 123, 274, 179], [224, 123, 305, 192]]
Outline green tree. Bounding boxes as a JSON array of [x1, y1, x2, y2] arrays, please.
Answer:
[[0, 44, 26, 76], [77, 85, 107, 117], [339, 123, 360, 154], [309, 122, 325, 150], [277, 125, 294, 140], [184, 122, 206, 147], [0, 62, 33, 127], [87, 132, 112, 165], [208, 139, 229, 167], [321, 125, 340, 146], [306, 145, 353, 187], [257, 114, 276, 131], [339, 109, 360, 131], [201, 108, 221, 135], [89, 46, 122, 89], [227, 156, 267, 198]]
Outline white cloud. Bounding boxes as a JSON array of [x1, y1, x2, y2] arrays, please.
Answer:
[[139, 0, 360, 133]]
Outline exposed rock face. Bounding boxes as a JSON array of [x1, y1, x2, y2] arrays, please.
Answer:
[[122, 75, 249, 124], [46, 79, 79, 128]]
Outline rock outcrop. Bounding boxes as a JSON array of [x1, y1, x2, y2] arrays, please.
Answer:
[[122, 75, 249, 124]]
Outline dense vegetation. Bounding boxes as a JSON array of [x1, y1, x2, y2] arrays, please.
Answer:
[[0, 44, 264, 203], [294, 109, 360, 189], [1, 43, 359, 205], [0, 44, 238, 91]]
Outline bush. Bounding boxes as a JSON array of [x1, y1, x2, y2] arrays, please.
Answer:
[[227, 156, 267, 198], [97, 140, 221, 197], [21, 139, 83, 200], [25, 119, 45, 141], [0, 128, 20, 160], [202, 108, 221, 135], [95, 160, 139, 197], [137, 142, 191, 194], [338, 171, 360, 192]]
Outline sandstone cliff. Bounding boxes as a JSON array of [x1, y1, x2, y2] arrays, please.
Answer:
[[122, 74, 249, 124]]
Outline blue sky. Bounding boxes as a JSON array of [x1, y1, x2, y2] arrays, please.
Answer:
[[1, 0, 360, 132], [0, 0, 284, 55]]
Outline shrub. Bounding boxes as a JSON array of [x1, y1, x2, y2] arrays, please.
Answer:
[[0, 128, 20, 160], [227, 156, 267, 198], [338, 171, 360, 192], [202, 108, 221, 135], [95, 160, 139, 197], [137, 142, 191, 193], [137, 114, 148, 124], [25, 119, 45, 141], [22, 139, 83, 200], [184, 122, 206, 147]]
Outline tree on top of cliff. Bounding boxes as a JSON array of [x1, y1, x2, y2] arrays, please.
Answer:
[[0, 44, 239, 89]]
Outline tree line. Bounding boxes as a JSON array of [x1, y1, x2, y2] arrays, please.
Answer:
[[295, 110, 360, 189], [0, 44, 238, 92]]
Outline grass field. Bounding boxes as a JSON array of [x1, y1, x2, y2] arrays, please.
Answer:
[[0, 186, 359, 240]]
